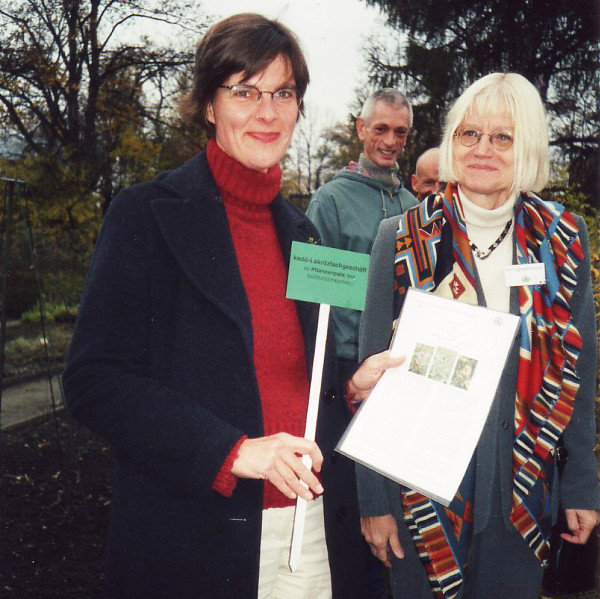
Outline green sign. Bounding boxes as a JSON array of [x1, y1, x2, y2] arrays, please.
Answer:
[[286, 242, 370, 310]]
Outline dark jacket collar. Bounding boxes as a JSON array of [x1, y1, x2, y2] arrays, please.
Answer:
[[148, 151, 319, 366]]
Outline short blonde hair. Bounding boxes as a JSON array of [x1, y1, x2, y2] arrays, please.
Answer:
[[439, 73, 549, 194]]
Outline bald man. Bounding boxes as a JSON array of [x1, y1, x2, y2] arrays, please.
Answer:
[[411, 147, 440, 200]]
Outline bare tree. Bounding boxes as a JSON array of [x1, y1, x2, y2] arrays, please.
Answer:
[[283, 98, 370, 206], [283, 110, 335, 205], [0, 0, 207, 209]]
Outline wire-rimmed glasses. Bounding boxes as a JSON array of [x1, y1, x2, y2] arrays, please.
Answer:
[[454, 128, 513, 151]]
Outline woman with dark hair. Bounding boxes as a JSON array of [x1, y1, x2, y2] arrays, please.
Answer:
[[63, 13, 393, 599], [352, 72, 599, 599]]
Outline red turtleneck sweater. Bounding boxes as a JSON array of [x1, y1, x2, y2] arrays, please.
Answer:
[[207, 140, 310, 509]]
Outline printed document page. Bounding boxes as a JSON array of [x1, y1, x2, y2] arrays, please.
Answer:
[[337, 287, 519, 506]]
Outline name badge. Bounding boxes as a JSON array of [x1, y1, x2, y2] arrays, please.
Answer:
[[504, 263, 546, 287]]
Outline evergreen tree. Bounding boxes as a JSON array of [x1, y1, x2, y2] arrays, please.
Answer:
[[364, 0, 600, 200]]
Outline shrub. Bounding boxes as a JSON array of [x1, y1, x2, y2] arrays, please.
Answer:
[[20, 306, 55, 324], [42, 271, 87, 306], [4, 336, 50, 363], [50, 304, 78, 323], [19, 302, 78, 324], [4, 327, 73, 366]]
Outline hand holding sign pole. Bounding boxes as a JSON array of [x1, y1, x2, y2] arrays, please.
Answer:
[[285, 241, 369, 572]]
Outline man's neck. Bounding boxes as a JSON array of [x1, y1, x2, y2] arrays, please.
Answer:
[[358, 153, 400, 190]]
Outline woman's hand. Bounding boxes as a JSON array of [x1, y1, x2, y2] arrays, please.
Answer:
[[231, 433, 324, 501], [347, 351, 405, 401], [560, 508, 600, 544]]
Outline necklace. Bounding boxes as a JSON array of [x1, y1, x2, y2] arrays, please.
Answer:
[[469, 219, 512, 260]]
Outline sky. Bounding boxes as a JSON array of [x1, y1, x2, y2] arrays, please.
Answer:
[[198, 0, 387, 129]]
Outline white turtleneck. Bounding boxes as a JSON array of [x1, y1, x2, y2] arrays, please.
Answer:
[[458, 185, 516, 313]]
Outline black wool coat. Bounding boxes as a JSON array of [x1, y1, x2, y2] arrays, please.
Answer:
[[63, 152, 368, 599]]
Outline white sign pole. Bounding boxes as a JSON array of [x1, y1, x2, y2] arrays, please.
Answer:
[[289, 302, 331, 572]]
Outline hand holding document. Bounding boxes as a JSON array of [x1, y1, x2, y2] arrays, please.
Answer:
[[337, 288, 519, 506]]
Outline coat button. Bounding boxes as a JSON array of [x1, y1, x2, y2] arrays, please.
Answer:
[[502, 420, 510, 430], [330, 451, 339, 464], [324, 387, 336, 403], [335, 506, 346, 523]]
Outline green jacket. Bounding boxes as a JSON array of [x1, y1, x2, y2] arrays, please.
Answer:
[[306, 168, 417, 361]]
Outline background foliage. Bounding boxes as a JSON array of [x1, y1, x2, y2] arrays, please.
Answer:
[[0, 0, 207, 316], [0, 0, 598, 319], [362, 0, 600, 201]]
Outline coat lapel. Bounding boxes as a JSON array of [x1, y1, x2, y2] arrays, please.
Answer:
[[149, 153, 253, 356], [148, 152, 322, 374]]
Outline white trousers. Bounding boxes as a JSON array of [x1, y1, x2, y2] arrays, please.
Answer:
[[257, 496, 332, 599]]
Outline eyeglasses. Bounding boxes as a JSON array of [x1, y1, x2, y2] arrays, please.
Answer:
[[219, 84, 300, 106], [454, 128, 513, 151]]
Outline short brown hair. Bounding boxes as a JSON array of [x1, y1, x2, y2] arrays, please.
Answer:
[[180, 13, 309, 135]]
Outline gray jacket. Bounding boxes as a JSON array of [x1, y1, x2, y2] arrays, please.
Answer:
[[357, 213, 599, 532], [307, 170, 417, 361]]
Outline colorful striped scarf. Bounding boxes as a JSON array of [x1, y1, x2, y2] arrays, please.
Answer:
[[393, 183, 583, 599]]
